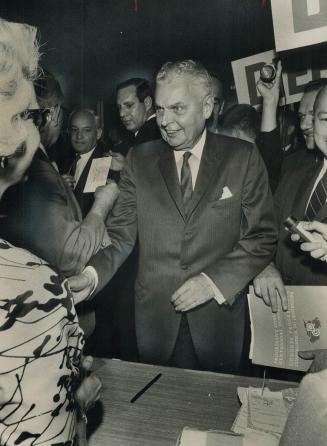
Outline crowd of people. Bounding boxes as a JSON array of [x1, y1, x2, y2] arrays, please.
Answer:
[[1, 13, 327, 446]]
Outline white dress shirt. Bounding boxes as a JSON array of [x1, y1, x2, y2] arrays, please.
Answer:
[[73, 147, 96, 186]]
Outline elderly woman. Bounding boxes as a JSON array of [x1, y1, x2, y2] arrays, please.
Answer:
[[0, 19, 99, 446]]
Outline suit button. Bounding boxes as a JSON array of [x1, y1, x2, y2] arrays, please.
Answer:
[[185, 230, 192, 238], [181, 264, 188, 270]]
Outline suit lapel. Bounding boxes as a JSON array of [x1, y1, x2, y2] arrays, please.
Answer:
[[186, 132, 221, 220], [158, 146, 186, 220], [292, 158, 323, 220]]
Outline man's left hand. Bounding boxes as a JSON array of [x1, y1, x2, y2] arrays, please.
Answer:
[[171, 275, 214, 312]]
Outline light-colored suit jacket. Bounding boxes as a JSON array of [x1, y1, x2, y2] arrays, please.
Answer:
[[90, 132, 277, 369]]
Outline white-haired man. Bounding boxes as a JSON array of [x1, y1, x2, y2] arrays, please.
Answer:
[[70, 60, 277, 373]]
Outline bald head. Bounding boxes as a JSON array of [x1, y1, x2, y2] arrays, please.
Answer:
[[69, 109, 102, 154]]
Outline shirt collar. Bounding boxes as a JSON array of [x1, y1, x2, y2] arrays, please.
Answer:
[[39, 143, 48, 157], [174, 129, 206, 163], [146, 113, 156, 121], [135, 114, 156, 136], [79, 146, 96, 160]]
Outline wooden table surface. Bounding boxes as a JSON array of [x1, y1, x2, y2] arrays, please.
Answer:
[[88, 358, 297, 446]]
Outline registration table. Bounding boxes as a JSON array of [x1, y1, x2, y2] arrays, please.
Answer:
[[88, 359, 297, 446]]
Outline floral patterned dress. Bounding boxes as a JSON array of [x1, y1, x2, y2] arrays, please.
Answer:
[[0, 239, 84, 445]]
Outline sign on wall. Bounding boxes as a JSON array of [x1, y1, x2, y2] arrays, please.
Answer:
[[271, 0, 327, 52], [232, 49, 327, 107]]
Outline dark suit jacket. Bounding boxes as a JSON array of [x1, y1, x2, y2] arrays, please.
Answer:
[[114, 116, 161, 156], [73, 142, 112, 217], [89, 132, 277, 371], [0, 149, 109, 277], [275, 149, 327, 285], [134, 116, 161, 145]]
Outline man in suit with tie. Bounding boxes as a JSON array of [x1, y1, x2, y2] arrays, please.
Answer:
[[66, 108, 124, 217], [116, 78, 161, 152], [254, 80, 327, 313], [69, 60, 277, 373], [0, 86, 119, 278]]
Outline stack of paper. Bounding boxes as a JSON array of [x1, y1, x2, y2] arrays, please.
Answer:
[[232, 386, 297, 438], [177, 386, 298, 445]]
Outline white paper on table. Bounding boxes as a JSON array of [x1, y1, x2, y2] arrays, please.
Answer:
[[232, 387, 249, 434], [83, 156, 112, 193], [247, 387, 288, 434], [243, 428, 280, 446], [177, 427, 243, 446]]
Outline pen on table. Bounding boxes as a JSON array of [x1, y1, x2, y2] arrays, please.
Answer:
[[130, 373, 162, 403]]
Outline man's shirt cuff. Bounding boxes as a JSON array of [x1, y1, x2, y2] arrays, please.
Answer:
[[201, 272, 226, 304], [83, 266, 99, 298]]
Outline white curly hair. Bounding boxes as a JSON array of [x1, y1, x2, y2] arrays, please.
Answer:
[[156, 59, 213, 97], [0, 18, 40, 100]]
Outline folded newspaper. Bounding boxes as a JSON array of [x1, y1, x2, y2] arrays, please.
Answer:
[[248, 285, 327, 371]]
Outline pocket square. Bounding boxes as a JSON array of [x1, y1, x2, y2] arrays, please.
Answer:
[[219, 186, 233, 200]]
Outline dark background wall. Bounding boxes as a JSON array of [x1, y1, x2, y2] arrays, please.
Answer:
[[0, 0, 316, 133]]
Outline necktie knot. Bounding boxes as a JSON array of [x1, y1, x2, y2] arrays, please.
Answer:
[[183, 151, 192, 162]]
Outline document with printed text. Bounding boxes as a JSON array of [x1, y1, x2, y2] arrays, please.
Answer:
[[248, 286, 327, 371]]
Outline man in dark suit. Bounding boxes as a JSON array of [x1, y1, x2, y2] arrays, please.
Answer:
[[0, 86, 119, 279], [207, 72, 224, 134], [69, 60, 277, 373], [116, 78, 161, 152], [254, 80, 327, 312], [65, 108, 124, 350], [65, 108, 124, 217]]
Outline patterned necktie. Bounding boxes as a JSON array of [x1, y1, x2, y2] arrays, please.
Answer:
[[181, 151, 193, 208], [70, 154, 81, 177], [305, 169, 327, 220]]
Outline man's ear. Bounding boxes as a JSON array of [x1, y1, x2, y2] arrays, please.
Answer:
[[96, 128, 103, 140], [144, 96, 153, 113], [203, 94, 214, 120]]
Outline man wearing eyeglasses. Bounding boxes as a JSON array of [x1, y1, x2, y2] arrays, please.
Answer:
[[0, 70, 119, 282]]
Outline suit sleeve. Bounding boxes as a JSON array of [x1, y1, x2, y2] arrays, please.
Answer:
[[17, 169, 107, 277], [203, 144, 278, 304], [89, 150, 137, 293]]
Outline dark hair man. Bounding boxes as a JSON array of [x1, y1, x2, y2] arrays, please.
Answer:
[[116, 77, 161, 146]]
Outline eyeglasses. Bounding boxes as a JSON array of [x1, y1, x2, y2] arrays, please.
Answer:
[[20, 108, 51, 128]]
